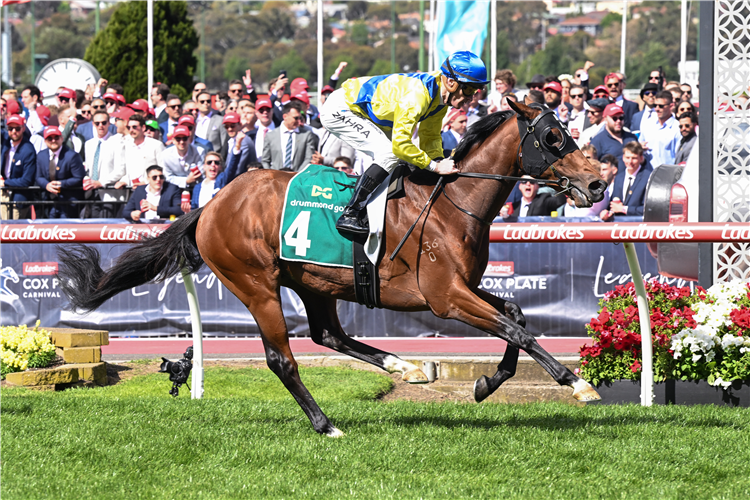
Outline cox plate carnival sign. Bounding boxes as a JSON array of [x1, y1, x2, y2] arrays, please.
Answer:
[[2, 219, 736, 338]]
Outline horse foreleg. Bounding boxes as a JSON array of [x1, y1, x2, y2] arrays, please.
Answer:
[[298, 291, 428, 384], [429, 286, 600, 402], [473, 290, 522, 402]]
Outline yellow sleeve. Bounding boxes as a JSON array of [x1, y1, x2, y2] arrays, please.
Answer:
[[418, 110, 447, 160], [390, 86, 434, 170]]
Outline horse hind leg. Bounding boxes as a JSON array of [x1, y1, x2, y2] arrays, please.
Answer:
[[297, 290, 428, 384], [210, 269, 344, 437]]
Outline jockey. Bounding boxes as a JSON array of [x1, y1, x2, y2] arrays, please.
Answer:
[[319, 50, 489, 238]]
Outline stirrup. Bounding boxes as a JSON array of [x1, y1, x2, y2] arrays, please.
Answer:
[[336, 210, 369, 236]]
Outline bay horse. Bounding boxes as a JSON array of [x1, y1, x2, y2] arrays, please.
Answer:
[[57, 101, 607, 437]]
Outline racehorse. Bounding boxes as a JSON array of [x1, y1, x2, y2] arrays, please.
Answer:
[[57, 101, 607, 437]]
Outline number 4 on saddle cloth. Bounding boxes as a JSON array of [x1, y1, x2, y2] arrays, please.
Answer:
[[280, 164, 405, 307]]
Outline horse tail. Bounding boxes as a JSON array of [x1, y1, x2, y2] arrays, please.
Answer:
[[57, 207, 205, 313]]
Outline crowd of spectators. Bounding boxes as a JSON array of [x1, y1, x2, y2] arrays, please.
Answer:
[[1, 57, 699, 222]]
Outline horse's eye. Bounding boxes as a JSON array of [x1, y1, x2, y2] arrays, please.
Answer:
[[543, 129, 562, 149]]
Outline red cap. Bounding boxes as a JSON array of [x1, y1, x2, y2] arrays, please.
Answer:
[[113, 107, 135, 121], [172, 125, 191, 138], [321, 85, 335, 94], [148, 107, 155, 117], [222, 111, 241, 124], [605, 72, 621, 83], [593, 85, 608, 94], [255, 97, 272, 110], [290, 77, 309, 92], [57, 88, 76, 100], [178, 115, 195, 126], [543, 81, 562, 94], [6, 114, 25, 127], [36, 105, 51, 126], [114, 93, 126, 105], [129, 99, 149, 113], [103, 92, 119, 102], [603, 103, 624, 118], [5, 99, 21, 116], [43, 126, 62, 138], [292, 91, 310, 105]]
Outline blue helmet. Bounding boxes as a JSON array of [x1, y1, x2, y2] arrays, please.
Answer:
[[441, 51, 489, 86]]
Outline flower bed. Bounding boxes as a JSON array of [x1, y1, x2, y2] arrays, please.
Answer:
[[1, 322, 57, 378], [578, 280, 750, 388]]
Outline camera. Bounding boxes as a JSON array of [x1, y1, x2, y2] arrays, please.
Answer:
[[159, 346, 193, 397], [279, 70, 287, 78]]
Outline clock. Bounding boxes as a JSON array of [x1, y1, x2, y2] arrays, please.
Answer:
[[35, 58, 101, 106]]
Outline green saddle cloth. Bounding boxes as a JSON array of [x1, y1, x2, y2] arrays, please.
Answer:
[[280, 164, 355, 267]]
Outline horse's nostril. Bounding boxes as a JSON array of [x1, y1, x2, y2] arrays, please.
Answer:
[[588, 180, 607, 202]]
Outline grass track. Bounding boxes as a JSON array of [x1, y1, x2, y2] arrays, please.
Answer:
[[2, 365, 750, 500]]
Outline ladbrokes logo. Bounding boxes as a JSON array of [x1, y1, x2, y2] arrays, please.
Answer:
[[311, 185, 333, 199], [23, 262, 58, 276], [485, 261, 514, 276]]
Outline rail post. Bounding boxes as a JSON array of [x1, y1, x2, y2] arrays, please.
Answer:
[[181, 268, 204, 400]]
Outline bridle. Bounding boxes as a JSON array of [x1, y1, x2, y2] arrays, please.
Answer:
[[442, 106, 579, 226], [390, 107, 579, 260]]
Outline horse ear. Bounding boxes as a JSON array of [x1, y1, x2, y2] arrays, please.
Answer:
[[508, 99, 539, 121]]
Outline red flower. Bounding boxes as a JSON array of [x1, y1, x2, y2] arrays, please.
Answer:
[[630, 360, 642, 373]]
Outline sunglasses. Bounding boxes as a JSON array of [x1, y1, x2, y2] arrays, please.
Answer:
[[46, 135, 61, 140], [528, 85, 543, 90], [174, 136, 189, 142], [588, 109, 601, 114], [606, 83, 619, 88], [569, 93, 584, 99], [223, 123, 237, 129], [205, 159, 221, 165], [198, 99, 210, 104], [520, 180, 534, 185], [229, 88, 242, 93], [288, 116, 303, 121], [58, 97, 70, 102], [643, 91, 656, 97], [654, 104, 668, 109], [649, 75, 660, 80], [81, 109, 92, 115], [257, 108, 271, 113], [459, 84, 479, 97], [187, 109, 198, 114], [150, 175, 165, 180], [93, 120, 108, 126], [679, 124, 693, 129], [167, 104, 182, 109], [181, 124, 194, 130], [105, 100, 117, 106], [610, 115, 624, 121], [684, 91, 692, 95], [594, 92, 608, 96], [7, 126, 21, 132], [92, 104, 106, 110]]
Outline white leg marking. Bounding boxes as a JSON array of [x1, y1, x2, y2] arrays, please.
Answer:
[[326, 427, 345, 438], [383, 355, 419, 374]]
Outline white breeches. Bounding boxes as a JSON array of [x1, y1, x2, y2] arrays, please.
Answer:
[[319, 89, 399, 173]]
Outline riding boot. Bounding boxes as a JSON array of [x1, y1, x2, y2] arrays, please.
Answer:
[[336, 164, 389, 237]]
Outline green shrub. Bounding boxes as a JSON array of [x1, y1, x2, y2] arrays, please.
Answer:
[[1, 322, 56, 379]]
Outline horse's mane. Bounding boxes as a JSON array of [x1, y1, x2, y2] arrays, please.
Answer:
[[452, 110, 515, 163]]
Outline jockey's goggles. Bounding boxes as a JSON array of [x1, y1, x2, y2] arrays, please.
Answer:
[[459, 84, 480, 97]]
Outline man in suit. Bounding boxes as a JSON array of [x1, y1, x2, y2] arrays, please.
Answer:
[[76, 99, 117, 142], [440, 109, 467, 158], [262, 101, 315, 171], [253, 97, 276, 161], [630, 83, 659, 137], [151, 83, 170, 123], [221, 112, 256, 170], [607, 141, 653, 217], [1, 115, 37, 219], [159, 94, 183, 145], [122, 165, 183, 221], [196, 90, 226, 152], [35, 126, 86, 219], [507, 175, 567, 217], [604, 73, 638, 130]]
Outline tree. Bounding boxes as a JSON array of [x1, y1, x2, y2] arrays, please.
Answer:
[[84, 1, 198, 101]]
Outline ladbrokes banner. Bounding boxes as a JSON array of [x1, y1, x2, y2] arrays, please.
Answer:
[[0, 219, 696, 338]]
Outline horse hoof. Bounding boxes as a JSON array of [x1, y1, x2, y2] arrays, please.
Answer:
[[326, 427, 345, 438], [474, 375, 492, 403], [402, 369, 429, 384], [571, 379, 601, 402]]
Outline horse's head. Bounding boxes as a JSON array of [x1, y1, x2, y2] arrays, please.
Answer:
[[508, 100, 606, 207]]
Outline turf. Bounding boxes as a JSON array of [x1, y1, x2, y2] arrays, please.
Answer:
[[2, 365, 750, 500]]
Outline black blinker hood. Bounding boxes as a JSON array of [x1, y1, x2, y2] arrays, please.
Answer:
[[516, 106, 579, 177]]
